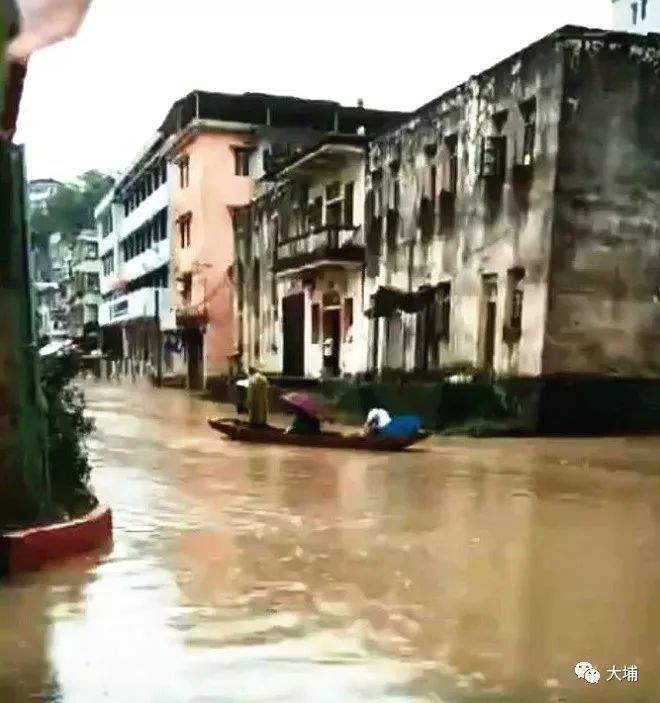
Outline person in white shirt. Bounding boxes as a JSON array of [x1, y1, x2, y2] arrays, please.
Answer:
[[363, 407, 392, 436]]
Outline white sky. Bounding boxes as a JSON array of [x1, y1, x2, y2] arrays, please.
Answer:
[[16, 0, 613, 181]]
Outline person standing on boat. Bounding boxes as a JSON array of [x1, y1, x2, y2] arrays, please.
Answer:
[[247, 366, 269, 428], [363, 407, 392, 436]]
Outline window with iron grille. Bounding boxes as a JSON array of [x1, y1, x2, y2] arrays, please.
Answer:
[[504, 267, 525, 344], [234, 148, 250, 177], [436, 283, 451, 343], [179, 155, 190, 188], [343, 298, 354, 341], [311, 303, 321, 344], [343, 181, 354, 226]]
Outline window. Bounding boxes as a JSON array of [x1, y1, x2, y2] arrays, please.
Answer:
[[325, 181, 341, 201], [437, 283, 451, 343], [178, 212, 192, 248], [234, 148, 250, 177], [102, 252, 114, 276], [430, 165, 437, 204], [178, 272, 192, 304], [325, 181, 343, 226], [520, 97, 537, 166], [86, 242, 98, 259], [642, 0, 648, 20], [179, 155, 190, 188], [393, 179, 401, 210], [160, 160, 168, 183], [480, 136, 507, 180], [445, 134, 458, 194], [85, 304, 98, 322], [419, 197, 434, 242], [85, 272, 100, 292], [504, 267, 525, 344], [343, 298, 354, 341], [308, 196, 323, 230], [343, 182, 354, 226], [100, 209, 113, 238], [311, 303, 321, 343], [632, 1, 639, 24]]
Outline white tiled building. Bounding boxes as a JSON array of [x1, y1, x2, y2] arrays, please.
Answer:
[[95, 135, 175, 378]]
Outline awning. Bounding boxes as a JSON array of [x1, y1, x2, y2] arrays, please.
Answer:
[[367, 286, 437, 318]]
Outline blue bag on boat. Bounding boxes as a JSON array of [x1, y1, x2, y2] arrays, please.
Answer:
[[380, 415, 422, 438]]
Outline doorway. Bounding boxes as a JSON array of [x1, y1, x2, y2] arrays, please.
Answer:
[[322, 308, 341, 376], [185, 328, 204, 390], [283, 293, 305, 376], [480, 275, 498, 373]]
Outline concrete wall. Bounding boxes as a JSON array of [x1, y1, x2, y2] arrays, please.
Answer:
[[367, 38, 565, 377], [544, 38, 660, 378]]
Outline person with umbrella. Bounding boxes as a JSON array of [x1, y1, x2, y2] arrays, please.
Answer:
[[281, 392, 327, 435]]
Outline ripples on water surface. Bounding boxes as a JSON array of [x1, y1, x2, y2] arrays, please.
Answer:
[[1, 380, 659, 702]]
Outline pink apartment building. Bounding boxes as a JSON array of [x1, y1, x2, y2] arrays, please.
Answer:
[[162, 92, 405, 390]]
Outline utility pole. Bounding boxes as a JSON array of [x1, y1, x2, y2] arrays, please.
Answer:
[[154, 286, 163, 387]]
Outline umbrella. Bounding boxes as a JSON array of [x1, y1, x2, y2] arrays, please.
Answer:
[[280, 392, 334, 420]]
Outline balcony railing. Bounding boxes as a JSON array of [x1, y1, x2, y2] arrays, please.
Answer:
[[175, 303, 209, 329], [274, 225, 365, 274]]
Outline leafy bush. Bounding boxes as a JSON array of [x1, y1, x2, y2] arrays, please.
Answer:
[[40, 353, 98, 518]]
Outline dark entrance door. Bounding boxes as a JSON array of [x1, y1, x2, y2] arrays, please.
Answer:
[[481, 276, 497, 373], [322, 308, 341, 376], [283, 293, 305, 376], [185, 328, 204, 390]]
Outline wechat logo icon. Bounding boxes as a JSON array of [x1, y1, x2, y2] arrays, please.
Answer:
[[575, 662, 601, 685]]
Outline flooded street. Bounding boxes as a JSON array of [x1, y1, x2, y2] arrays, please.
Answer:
[[1, 381, 660, 703]]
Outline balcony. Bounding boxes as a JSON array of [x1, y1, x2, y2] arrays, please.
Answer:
[[99, 287, 170, 327], [274, 225, 365, 275], [175, 303, 209, 329]]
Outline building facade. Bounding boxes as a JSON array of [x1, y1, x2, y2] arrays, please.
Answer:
[[66, 229, 101, 350], [164, 91, 407, 389], [237, 26, 660, 385], [238, 134, 371, 378], [613, 0, 660, 32], [96, 138, 173, 380]]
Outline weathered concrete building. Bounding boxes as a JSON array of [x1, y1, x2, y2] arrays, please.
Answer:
[[365, 26, 660, 385], [65, 229, 101, 350], [235, 26, 660, 431]]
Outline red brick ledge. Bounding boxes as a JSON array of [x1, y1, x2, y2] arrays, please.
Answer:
[[0, 504, 112, 576]]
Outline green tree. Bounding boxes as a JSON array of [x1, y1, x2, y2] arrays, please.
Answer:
[[30, 170, 114, 249]]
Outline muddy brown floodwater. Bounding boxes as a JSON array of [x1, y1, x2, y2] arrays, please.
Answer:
[[1, 381, 660, 703]]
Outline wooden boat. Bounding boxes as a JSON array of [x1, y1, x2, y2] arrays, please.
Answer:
[[207, 417, 428, 452]]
